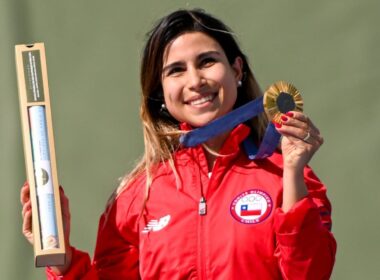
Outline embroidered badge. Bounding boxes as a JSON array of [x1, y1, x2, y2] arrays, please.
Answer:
[[142, 215, 171, 234], [230, 189, 273, 224]]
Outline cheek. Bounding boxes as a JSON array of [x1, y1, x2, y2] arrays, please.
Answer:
[[218, 71, 238, 100], [209, 66, 237, 90], [162, 81, 179, 103], [162, 81, 185, 120], [220, 80, 238, 111]]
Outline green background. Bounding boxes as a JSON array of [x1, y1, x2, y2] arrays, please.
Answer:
[[1, 1, 379, 279]]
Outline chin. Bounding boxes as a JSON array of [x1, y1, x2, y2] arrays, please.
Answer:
[[187, 116, 218, 128]]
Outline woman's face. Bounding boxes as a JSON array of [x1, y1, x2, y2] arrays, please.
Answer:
[[161, 31, 242, 127]]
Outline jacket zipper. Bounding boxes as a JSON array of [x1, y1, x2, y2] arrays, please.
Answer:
[[198, 179, 209, 279], [198, 178, 207, 279], [197, 147, 210, 279], [198, 209, 207, 280], [198, 196, 207, 215]]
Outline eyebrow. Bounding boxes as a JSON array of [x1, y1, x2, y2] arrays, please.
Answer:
[[197, 50, 221, 60], [162, 51, 222, 74]]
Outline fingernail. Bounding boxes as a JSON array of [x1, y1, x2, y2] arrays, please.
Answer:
[[275, 122, 282, 128], [286, 112, 294, 117], [281, 115, 288, 122]]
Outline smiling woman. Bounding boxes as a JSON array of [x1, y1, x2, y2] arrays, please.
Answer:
[[20, 8, 336, 280], [161, 32, 242, 128]]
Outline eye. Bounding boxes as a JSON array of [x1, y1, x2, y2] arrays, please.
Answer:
[[166, 66, 185, 76], [200, 57, 216, 68]]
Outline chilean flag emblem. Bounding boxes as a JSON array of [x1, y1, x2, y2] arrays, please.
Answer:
[[230, 189, 273, 224], [240, 204, 262, 216]]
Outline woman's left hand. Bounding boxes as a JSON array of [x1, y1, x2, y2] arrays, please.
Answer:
[[276, 111, 324, 171]]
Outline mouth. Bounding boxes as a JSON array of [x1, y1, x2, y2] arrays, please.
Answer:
[[185, 92, 217, 106]]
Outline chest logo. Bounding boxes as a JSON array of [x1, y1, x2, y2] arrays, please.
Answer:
[[142, 215, 171, 234], [230, 189, 273, 224]]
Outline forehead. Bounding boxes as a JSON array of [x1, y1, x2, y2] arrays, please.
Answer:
[[163, 32, 224, 64]]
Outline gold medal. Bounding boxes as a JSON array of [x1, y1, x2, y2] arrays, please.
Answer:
[[263, 81, 303, 124]]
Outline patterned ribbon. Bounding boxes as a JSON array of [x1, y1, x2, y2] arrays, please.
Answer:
[[179, 97, 281, 160]]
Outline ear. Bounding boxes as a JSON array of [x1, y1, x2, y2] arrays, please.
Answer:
[[231, 56, 243, 84]]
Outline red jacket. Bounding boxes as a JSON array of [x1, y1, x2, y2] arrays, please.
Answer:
[[47, 124, 336, 279]]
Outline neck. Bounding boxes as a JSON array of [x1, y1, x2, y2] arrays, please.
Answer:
[[203, 130, 230, 172]]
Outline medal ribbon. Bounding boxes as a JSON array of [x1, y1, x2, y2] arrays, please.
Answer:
[[179, 97, 281, 160]]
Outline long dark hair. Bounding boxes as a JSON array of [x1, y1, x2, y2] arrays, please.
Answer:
[[115, 9, 267, 201]]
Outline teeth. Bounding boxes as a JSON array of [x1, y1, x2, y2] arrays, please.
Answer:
[[189, 94, 214, 105]]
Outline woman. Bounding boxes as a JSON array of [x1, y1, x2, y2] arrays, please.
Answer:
[[21, 9, 336, 279]]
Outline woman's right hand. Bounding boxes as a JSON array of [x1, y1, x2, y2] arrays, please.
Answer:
[[20, 181, 73, 275]]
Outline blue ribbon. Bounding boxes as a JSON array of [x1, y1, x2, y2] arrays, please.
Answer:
[[179, 97, 281, 160]]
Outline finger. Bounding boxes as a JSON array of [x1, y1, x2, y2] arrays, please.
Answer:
[[278, 122, 323, 145], [20, 181, 30, 204], [59, 186, 71, 239], [282, 113, 323, 142], [59, 186, 70, 218], [283, 132, 319, 146], [284, 111, 309, 123], [281, 114, 308, 131], [282, 129, 323, 148], [286, 111, 321, 135], [22, 206, 33, 238], [299, 123, 323, 145], [277, 122, 309, 142], [307, 118, 321, 135], [59, 186, 69, 211], [22, 214, 32, 233], [22, 200, 32, 218]]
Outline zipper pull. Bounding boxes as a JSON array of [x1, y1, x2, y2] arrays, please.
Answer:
[[199, 196, 207, 216]]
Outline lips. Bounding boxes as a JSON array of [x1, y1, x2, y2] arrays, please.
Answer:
[[185, 92, 217, 106]]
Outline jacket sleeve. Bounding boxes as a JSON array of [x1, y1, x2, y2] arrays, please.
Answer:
[[274, 166, 337, 280], [46, 247, 97, 280], [45, 182, 142, 280]]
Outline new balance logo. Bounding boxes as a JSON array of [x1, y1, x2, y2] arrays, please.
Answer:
[[142, 215, 171, 234]]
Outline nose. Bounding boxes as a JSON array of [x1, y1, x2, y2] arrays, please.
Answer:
[[187, 67, 206, 91]]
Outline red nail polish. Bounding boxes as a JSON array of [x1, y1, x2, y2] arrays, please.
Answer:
[[281, 115, 288, 122], [286, 112, 294, 117], [275, 122, 282, 128]]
